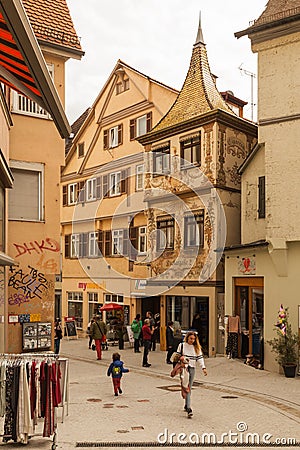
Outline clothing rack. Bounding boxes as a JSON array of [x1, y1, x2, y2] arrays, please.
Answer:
[[0, 352, 63, 449]]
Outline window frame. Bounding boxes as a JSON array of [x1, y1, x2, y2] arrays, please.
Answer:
[[67, 291, 83, 329], [135, 164, 144, 191], [68, 183, 77, 205], [9, 160, 44, 222], [86, 178, 96, 202], [180, 134, 201, 168], [112, 229, 123, 255], [70, 233, 80, 258], [109, 171, 121, 197], [138, 226, 147, 254], [104, 293, 124, 303], [153, 146, 170, 175], [258, 176, 266, 219], [89, 231, 99, 257], [157, 218, 174, 251], [184, 211, 204, 249]]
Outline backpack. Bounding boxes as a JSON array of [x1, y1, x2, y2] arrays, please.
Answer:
[[112, 365, 121, 376], [131, 321, 139, 333]]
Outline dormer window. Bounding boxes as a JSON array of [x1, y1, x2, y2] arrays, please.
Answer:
[[78, 142, 84, 158], [116, 78, 129, 94]]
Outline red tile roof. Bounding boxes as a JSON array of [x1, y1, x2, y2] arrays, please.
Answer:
[[22, 0, 83, 53]]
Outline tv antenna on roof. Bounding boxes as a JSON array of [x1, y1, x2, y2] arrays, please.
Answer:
[[239, 63, 256, 122]]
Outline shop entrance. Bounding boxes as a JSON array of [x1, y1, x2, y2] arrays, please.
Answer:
[[141, 297, 160, 320], [234, 278, 264, 362]]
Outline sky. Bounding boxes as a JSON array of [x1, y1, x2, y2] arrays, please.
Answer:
[[65, 0, 267, 125]]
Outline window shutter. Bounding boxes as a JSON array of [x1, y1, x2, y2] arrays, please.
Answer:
[[96, 177, 101, 199], [130, 119, 136, 140], [103, 175, 109, 198], [258, 176, 266, 218], [79, 233, 88, 257], [103, 129, 108, 149], [78, 181, 85, 203], [63, 185, 68, 206], [121, 170, 127, 194], [98, 230, 103, 256], [65, 234, 70, 258], [129, 226, 138, 261], [118, 124, 123, 146], [104, 230, 112, 256], [146, 112, 152, 132], [123, 229, 129, 256]]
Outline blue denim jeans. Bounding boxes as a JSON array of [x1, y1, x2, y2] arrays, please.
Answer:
[[185, 366, 195, 409]]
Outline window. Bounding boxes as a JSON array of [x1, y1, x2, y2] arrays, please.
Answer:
[[104, 294, 124, 303], [180, 134, 201, 167], [138, 226, 147, 253], [153, 146, 170, 175], [71, 234, 80, 258], [116, 78, 129, 94], [11, 64, 54, 118], [157, 219, 174, 251], [68, 183, 77, 205], [78, 143, 84, 158], [104, 125, 123, 149], [89, 232, 99, 257], [9, 162, 44, 221], [136, 164, 144, 191], [112, 229, 123, 255], [109, 172, 121, 196], [88, 292, 100, 319], [184, 212, 204, 248], [68, 292, 83, 328], [130, 112, 152, 140], [258, 176, 265, 219], [86, 178, 96, 202]]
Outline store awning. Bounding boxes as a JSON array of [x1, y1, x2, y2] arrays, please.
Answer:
[[0, 0, 71, 138]]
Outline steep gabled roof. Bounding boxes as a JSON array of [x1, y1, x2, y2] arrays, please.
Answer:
[[22, 0, 83, 56], [235, 0, 300, 39], [65, 107, 92, 156], [152, 21, 234, 133]]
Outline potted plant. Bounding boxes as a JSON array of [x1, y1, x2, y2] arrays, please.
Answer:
[[267, 305, 299, 378]]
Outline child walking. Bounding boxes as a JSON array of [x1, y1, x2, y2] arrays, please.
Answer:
[[107, 352, 129, 396]]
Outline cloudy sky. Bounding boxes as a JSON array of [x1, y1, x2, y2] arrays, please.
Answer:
[[65, 0, 267, 124]]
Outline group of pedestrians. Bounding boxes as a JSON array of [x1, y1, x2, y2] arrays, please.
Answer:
[[130, 311, 160, 367]]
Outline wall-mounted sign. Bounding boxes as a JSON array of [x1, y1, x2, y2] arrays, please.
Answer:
[[238, 256, 256, 275], [8, 314, 19, 323]]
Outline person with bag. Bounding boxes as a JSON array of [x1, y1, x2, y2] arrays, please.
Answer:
[[173, 331, 207, 418], [87, 318, 94, 349], [90, 315, 107, 360], [131, 314, 142, 353], [54, 318, 63, 354]]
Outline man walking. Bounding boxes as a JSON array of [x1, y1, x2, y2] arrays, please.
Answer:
[[90, 315, 107, 360], [142, 319, 153, 367]]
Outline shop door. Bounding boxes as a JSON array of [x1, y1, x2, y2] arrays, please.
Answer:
[[194, 297, 209, 355], [235, 278, 264, 360]]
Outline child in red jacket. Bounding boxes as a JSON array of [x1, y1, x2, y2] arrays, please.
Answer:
[[107, 352, 129, 396]]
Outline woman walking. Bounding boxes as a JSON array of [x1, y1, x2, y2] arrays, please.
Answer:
[[174, 331, 207, 417]]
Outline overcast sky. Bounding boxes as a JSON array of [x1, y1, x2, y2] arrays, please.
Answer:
[[65, 0, 267, 125]]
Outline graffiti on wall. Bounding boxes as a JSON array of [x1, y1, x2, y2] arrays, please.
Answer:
[[13, 238, 60, 258], [8, 265, 51, 300]]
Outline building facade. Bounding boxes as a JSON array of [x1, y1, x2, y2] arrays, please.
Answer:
[[61, 60, 178, 334], [0, 0, 83, 353], [138, 23, 257, 355], [225, 0, 300, 372]]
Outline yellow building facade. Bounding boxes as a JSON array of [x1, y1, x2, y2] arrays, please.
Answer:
[[61, 60, 178, 334]]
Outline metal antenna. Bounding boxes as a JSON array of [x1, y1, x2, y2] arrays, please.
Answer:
[[239, 63, 256, 122]]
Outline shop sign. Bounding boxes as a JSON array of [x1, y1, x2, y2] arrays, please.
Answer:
[[8, 314, 19, 323], [135, 279, 146, 290], [238, 256, 256, 275], [78, 282, 104, 291]]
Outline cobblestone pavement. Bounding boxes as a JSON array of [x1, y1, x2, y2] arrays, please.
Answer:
[[1, 338, 299, 449]]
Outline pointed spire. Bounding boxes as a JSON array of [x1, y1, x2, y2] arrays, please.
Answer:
[[194, 11, 205, 46]]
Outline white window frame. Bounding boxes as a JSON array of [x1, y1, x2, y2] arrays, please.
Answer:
[[153, 149, 170, 175], [89, 231, 99, 257], [109, 171, 121, 196], [137, 114, 147, 137], [112, 229, 123, 255], [86, 178, 96, 202], [109, 126, 118, 148], [184, 213, 204, 248], [11, 64, 54, 119], [9, 160, 44, 221], [68, 183, 77, 205], [71, 233, 80, 258], [138, 226, 147, 254], [67, 291, 83, 329], [136, 164, 144, 191], [104, 293, 124, 303]]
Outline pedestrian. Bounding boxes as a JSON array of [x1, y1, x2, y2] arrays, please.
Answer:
[[166, 321, 175, 364], [146, 311, 156, 351], [87, 318, 94, 349], [131, 314, 142, 353], [142, 318, 153, 367], [115, 315, 125, 350], [174, 331, 207, 417], [90, 315, 107, 360], [107, 352, 129, 396], [54, 318, 63, 354]]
